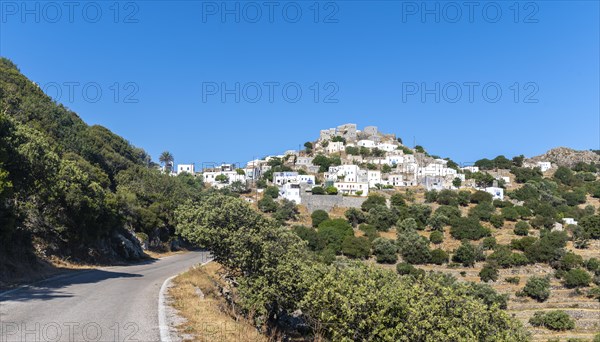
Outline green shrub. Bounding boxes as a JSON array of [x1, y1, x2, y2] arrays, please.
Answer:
[[522, 276, 551, 302], [529, 310, 575, 331], [450, 217, 491, 240], [397, 230, 431, 264], [555, 252, 583, 271], [564, 268, 592, 288], [470, 190, 493, 204], [429, 230, 444, 244], [361, 194, 386, 212], [368, 205, 398, 232], [341, 236, 371, 259], [264, 185, 279, 198], [514, 221, 529, 236], [452, 241, 483, 267], [469, 202, 495, 222], [482, 237, 497, 250], [490, 214, 504, 228], [479, 262, 499, 282], [325, 186, 338, 195], [501, 206, 520, 221], [316, 219, 354, 253], [430, 248, 449, 265], [585, 258, 600, 273], [505, 276, 520, 285], [359, 224, 379, 241], [396, 262, 424, 277], [311, 209, 330, 228], [372, 237, 398, 264], [311, 186, 325, 195]]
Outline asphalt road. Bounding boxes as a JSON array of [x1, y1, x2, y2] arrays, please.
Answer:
[[0, 251, 211, 342]]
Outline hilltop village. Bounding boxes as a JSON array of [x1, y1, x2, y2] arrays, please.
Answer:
[[168, 123, 552, 207]]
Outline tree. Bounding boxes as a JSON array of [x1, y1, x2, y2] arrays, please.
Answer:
[[450, 217, 491, 240], [580, 215, 600, 239], [345, 208, 366, 227], [368, 205, 398, 231], [361, 194, 386, 212], [159, 151, 174, 173], [397, 217, 418, 233], [490, 215, 504, 228], [325, 185, 338, 195], [359, 224, 379, 241], [397, 229, 431, 264], [390, 193, 406, 207], [522, 276, 551, 302], [273, 199, 299, 222], [304, 141, 313, 152], [429, 230, 444, 244], [470, 190, 493, 204], [396, 262, 425, 277], [452, 177, 462, 188], [469, 202, 495, 221], [427, 213, 449, 231], [371, 237, 398, 263], [264, 185, 279, 198], [317, 219, 354, 253], [479, 262, 499, 282], [529, 311, 575, 331], [292, 225, 318, 250], [258, 195, 278, 213], [453, 240, 482, 267], [381, 164, 392, 173], [311, 210, 330, 228], [345, 146, 359, 155], [501, 206, 520, 221], [514, 221, 530, 236], [341, 236, 371, 259], [563, 268, 592, 288], [430, 248, 448, 264], [554, 166, 576, 186], [311, 186, 325, 195], [215, 174, 229, 183]]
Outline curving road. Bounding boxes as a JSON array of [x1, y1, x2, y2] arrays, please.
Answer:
[[0, 251, 210, 342]]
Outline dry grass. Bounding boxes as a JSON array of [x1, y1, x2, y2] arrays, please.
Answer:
[[169, 262, 268, 342]]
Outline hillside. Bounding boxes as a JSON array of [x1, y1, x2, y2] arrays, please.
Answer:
[[528, 147, 600, 168], [0, 58, 203, 286]]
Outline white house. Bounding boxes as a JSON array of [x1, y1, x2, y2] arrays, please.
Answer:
[[484, 187, 504, 201], [461, 166, 479, 173], [177, 164, 195, 175], [273, 172, 315, 186], [202, 171, 245, 186], [562, 218, 578, 226], [326, 165, 360, 182], [376, 143, 397, 152], [357, 139, 376, 148], [537, 161, 552, 172], [334, 182, 369, 197], [326, 141, 345, 154], [280, 182, 302, 204]]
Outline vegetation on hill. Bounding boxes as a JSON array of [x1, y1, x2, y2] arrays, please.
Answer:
[[175, 193, 529, 341], [0, 58, 203, 278]]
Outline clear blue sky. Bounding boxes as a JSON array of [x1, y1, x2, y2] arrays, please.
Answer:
[[1, 1, 598, 167]]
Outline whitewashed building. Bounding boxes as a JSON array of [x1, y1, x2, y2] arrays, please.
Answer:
[[326, 141, 345, 154], [177, 164, 195, 175], [461, 166, 480, 173], [334, 182, 369, 197], [563, 218, 578, 226], [484, 187, 504, 201], [280, 183, 302, 204], [273, 172, 315, 186], [357, 139, 376, 148], [376, 143, 397, 152], [537, 161, 552, 172], [325, 165, 360, 182]]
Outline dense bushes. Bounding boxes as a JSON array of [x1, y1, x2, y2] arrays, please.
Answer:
[[450, 217, 491, 240], [563, 268, 592, 288], [371, 237, 398, 263], [311, 210, 329, 227], [521, 276, 551, 302], [529, 311, 575, 331]]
